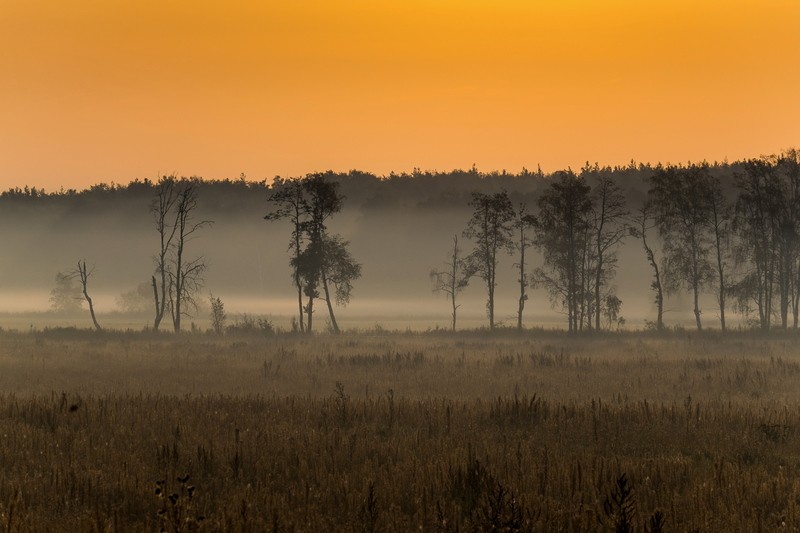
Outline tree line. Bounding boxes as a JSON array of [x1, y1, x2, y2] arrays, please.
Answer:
[[9, 149, 800, 333], [429, 150, 800, 333]]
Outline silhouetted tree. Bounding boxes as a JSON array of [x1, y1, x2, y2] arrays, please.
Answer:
[[151, 176, 179, 330], [513, 205, 537, 330], [650, 165, 714, 330], [319, 234, 362, 332], [705, 174, 733, 331], [781, 150, 800, 327], [75, 260, 101, 331], [430, 235, 469, 331], [532, 172, 592, 333], [463, 191, 515, 329], [732, 152, 800, 330], [585, 170, 628, 330], [169, 184, 212, 333], [630, 202, 666, 331], [265, 177, 307, 332], [283, 174, 361, 334], [302, 175, 344, 333], [733, 158, 781, 330]]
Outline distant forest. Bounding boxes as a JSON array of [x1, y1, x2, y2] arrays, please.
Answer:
[[0, 150, 798, 333]]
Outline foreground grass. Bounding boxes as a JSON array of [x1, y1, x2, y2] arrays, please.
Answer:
[[0, 330, 800, 530]]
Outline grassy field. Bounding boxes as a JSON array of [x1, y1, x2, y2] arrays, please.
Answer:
[[1, 329, 800, 531]]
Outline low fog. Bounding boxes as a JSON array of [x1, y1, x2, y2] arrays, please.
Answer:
[[0, 169, 745, 331]]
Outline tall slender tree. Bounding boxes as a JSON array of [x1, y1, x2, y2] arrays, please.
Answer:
[[463, 191, 515, 330], [430, 235, 469, 331], [302, 174, 346, 333], [513, 205, 537, 330], [586, 171, 628, 331], [76, 260, 102, 332], [649, 165, 714, 331], [780, 150, 800, 327], [630, 202, 665, 331], [705, 174, 733, 331], [532, 172, 593, 333], [170, 183, 212, 333], [265, 178, 307, 332], [733, 158, 781, 331], [151, 176, 179, 330]]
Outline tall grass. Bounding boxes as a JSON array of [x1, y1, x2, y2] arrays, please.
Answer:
[[0, 331, 799, 530]]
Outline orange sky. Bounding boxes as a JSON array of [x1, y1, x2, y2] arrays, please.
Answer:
[[0, 0, 798, 189]]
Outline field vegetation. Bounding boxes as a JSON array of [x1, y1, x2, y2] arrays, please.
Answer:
[[1, 329, 800, 531]]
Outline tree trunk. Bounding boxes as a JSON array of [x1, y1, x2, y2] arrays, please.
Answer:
[[84, 290, 102, 332], [594, 255, 603, 331], [174, 295, 181, 333], [296, 283, 305, 333], [151, 276, 163, 330], [714, 235, 726, 332], [517, 232, 525, 330], [294, 215, 305, 333], [780, 251, 790, 329], [488, 281, 495, 330], [794, 264, 800, 328], [77, 261, 101, 332], [321, 270, 340, 334], [693, 283, 702, 331], [306, 296, 314, 333], [487, 250, 496, 330], [452, 236, 459, 332]]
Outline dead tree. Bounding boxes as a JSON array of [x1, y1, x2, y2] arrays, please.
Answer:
[[170, 184, 212, 333], [76, 260, 102, 331], [430, 235, 469, 331], [150, 176, 179, 331]]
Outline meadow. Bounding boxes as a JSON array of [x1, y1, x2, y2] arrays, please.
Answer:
[[1, 328, 800, 531]]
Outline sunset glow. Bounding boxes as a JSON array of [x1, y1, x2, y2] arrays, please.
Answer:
[[1, 0, 798, 189]]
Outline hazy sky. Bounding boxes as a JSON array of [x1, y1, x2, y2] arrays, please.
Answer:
[[1, 0, 798, 190]]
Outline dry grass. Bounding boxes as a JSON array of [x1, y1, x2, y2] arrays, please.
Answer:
[[0, 330, 800, 531]]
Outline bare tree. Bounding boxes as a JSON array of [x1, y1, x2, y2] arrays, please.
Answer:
[[463, 191, 515, 330], [150, 176, 179, 330], [430, 235, 469, 331], [75, 260, 102, 331], [170, 183, 212, 333]]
